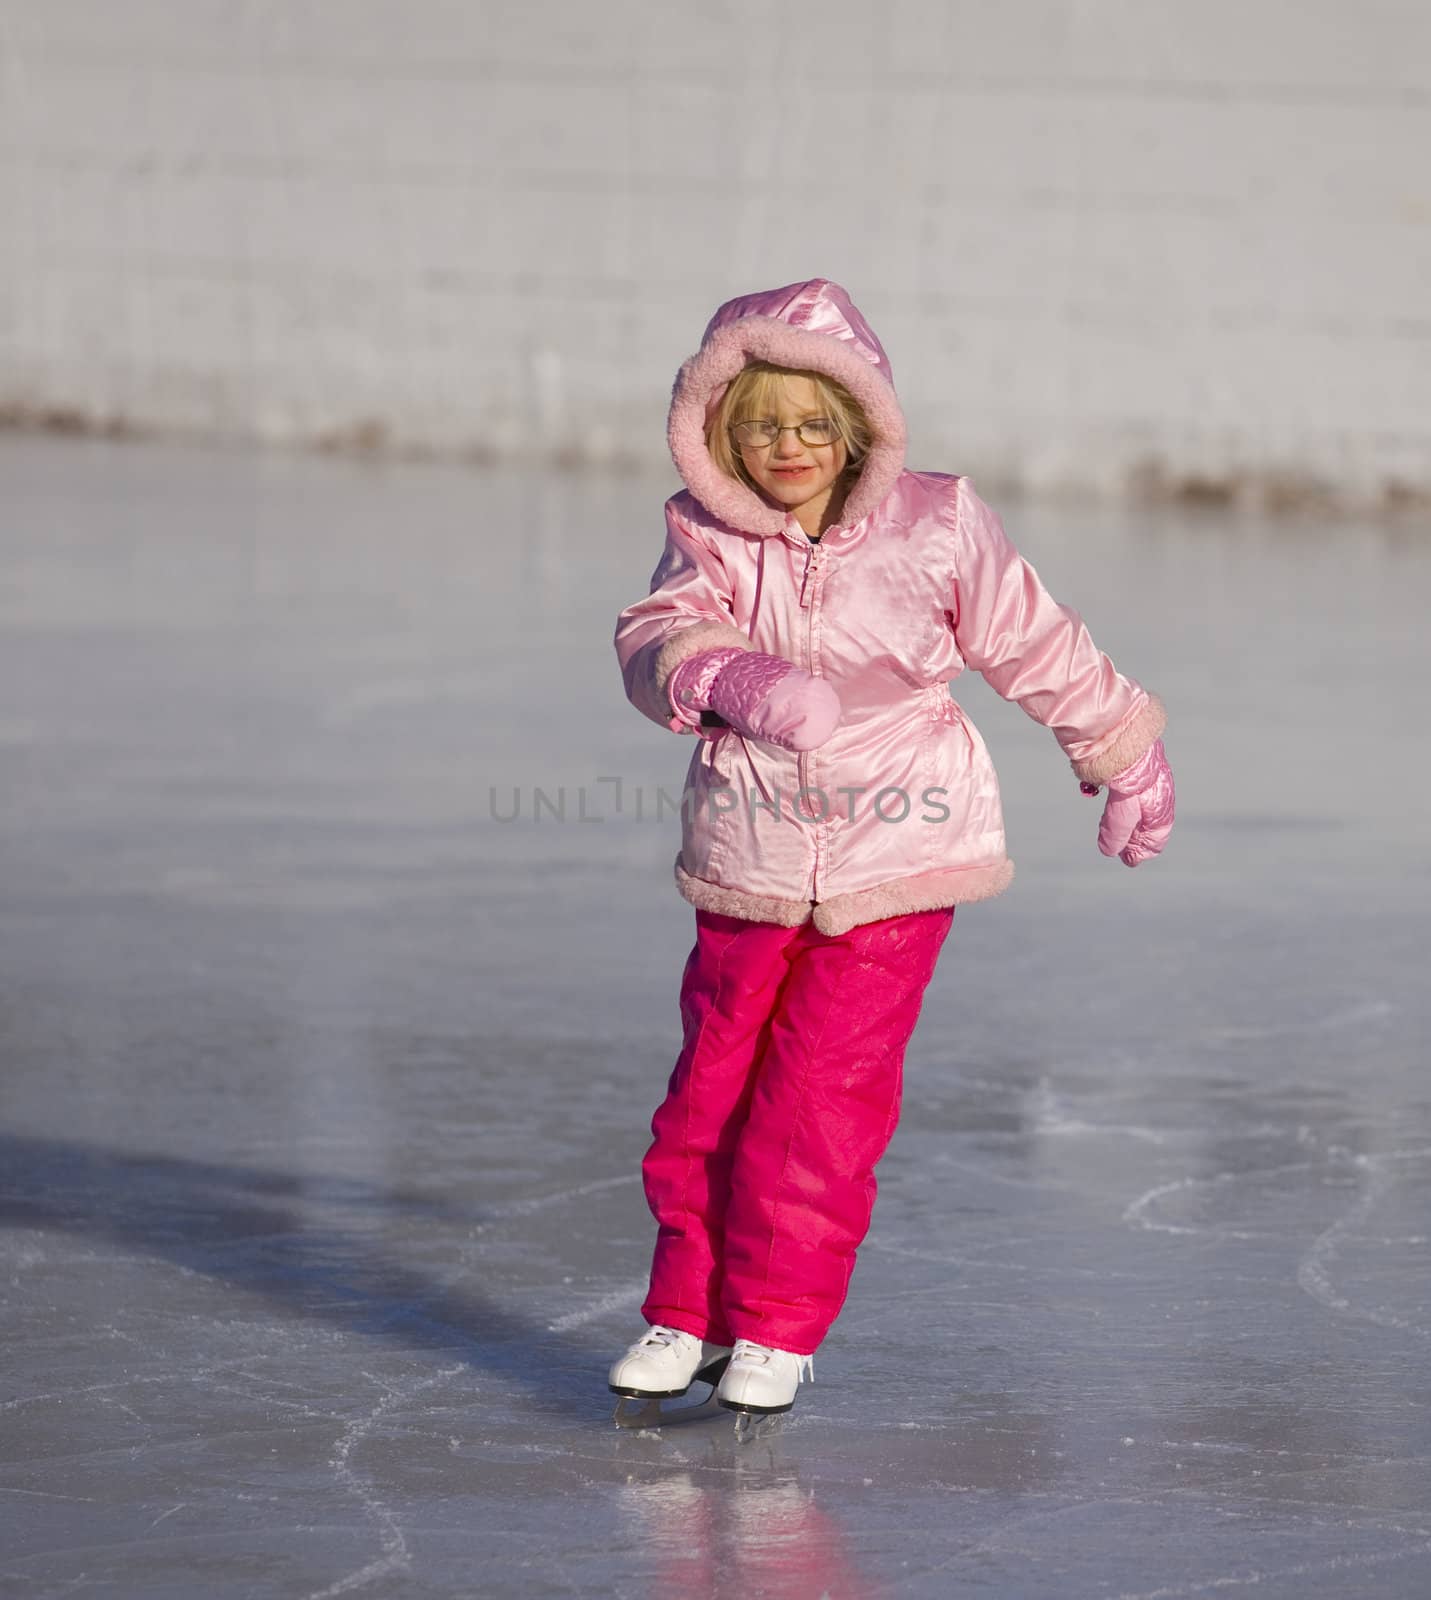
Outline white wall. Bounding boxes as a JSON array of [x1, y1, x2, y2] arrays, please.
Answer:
[[1, 0, 1428, 509]]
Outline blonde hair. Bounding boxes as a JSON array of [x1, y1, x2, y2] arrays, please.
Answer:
[[705, 362, 873, 492]]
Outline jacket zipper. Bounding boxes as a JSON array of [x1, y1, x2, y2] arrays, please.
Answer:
[[798, 538, 822, 609], [798, 539, 828, 899]]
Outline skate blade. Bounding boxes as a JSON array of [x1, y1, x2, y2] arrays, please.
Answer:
[[732, 1409, 783, 1444], [612, 1384, 725, 1431]]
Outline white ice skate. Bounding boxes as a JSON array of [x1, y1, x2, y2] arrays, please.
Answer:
[[716, 1339, 814, 1437], [608, 1325, 733, 1429]]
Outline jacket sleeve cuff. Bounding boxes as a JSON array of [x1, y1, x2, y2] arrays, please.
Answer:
[[1068, 693, 1168, 784], [652, 619, 756, 734]]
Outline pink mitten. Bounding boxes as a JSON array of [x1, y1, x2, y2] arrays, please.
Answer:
[[1080, 738, 1176, 866], [668, 647, 841, 752]]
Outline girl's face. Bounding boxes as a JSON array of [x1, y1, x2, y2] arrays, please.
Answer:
[[734, 375, 849, 525]]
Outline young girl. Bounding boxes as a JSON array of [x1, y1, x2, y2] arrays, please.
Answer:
[[609, 279, 1175, 1425]]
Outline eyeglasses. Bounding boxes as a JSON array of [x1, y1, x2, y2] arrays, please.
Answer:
[[729, 418, 840, 449]]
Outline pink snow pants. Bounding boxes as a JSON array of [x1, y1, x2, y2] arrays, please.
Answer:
[[641, 905, 955, 1356]]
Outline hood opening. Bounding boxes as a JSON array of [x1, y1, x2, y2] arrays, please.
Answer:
[[667, 279, 908, 536]]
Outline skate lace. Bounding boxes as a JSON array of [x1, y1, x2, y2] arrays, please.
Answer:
[[731, 1339, 814, 1383], [637, 1325, 692, 1351]]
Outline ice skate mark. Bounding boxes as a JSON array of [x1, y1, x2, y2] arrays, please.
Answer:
[[99, 1323, 145, 1346], [1123, 1176, 1226, 1236], [1122, 1160, 1320, 1239], [1036, 1116, 1169, 1144], [1030, 1083, 1170, 1146], [1156, 1439, 1250, 1454], [0, 1354, 276, 1414], [0, 1579, 93, 1600], [1300, 1134, 1431, 1167], [865, 1237, 1149, 1282], [1195, 1480, 1431, 1530], [1111, 1533, 1431, 1599], [547, 1281, 647, 1332], [1203, 998, 1394, 1044], [0, 1241, 45, 1268], [476, 1173, 640, 1227], [928, 1152, 1086, 1192], [96, 1395, 143, 1424], [864, 1237, 1023, 1270], [0, 1486, 99, 1503], [203, 1380, 332, 1420], [1297, 1151, 1431, 1341], [305, 1363, 464, 1600], [0, 1245, 200, 1279]]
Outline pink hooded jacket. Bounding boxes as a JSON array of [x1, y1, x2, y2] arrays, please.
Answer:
[[614, 280, 1167, 937]]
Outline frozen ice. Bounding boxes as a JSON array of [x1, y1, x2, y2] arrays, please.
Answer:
[[1, 435, 1429, 1596]]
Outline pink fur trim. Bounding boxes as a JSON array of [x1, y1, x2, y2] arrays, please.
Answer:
[[652, 619, 755, 715], [1069, 693, 1169, 785], [673, 856, 1016, 935], [668, 318, 907, 537], [811, 860, 1016, 936], [674, 859, 813, 926]]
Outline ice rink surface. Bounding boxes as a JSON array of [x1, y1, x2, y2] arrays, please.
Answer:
[[1, 434, 1429, 1597]]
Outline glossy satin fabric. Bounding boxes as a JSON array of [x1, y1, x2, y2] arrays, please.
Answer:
[[615, 471, 1156, 918], [670, 642, 843, 751], [1097, 736, 1177, 865], [695, 279, 896, 425], [615, 281, 1162, 930], [641, 906, 955, 1354]]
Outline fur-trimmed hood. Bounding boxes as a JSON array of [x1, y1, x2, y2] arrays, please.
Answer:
[[667, 279, 908, 537]]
